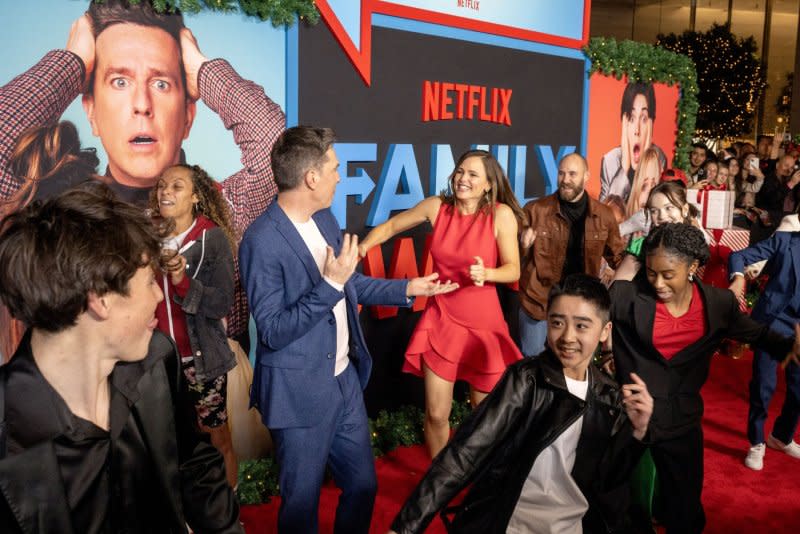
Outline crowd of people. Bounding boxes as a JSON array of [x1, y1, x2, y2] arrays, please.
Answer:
[[0, 2, 799, 534]]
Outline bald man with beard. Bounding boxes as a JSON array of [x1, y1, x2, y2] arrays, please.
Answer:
[[517, 153, 625, 357]]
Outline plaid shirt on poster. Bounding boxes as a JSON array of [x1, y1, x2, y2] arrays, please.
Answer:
[[0, 50, 285, 338]]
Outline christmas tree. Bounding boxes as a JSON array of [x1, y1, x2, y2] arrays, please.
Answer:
[[657, 23, 766, 139]]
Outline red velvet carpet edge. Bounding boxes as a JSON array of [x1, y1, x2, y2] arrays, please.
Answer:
[[241, 352, 800, 533]]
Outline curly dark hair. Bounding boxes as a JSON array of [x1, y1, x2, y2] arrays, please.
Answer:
[[149, 164, 237, 252], [642, 222, 710, 267]]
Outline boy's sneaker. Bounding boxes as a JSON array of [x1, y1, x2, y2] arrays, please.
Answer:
[[767, 434, 800, 459], [744, 443, 765, 470]]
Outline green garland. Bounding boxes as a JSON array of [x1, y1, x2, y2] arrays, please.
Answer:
[[237, 456, 280, 505], [237, 399, 472, 505], [91, 0, 319, 27], [584, 37, 699, 173]]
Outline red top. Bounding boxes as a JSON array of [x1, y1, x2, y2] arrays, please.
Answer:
[[404, 203, 522, 392], [652, 283, 706, 360], [155, 216, 216, 357]]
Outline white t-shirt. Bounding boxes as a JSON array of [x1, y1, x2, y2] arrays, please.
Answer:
[[291, 218, 350, 376], [506, 373, 590, 534]]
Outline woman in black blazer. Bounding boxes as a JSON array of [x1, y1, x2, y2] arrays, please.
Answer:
[[609, 223, 800, 534]]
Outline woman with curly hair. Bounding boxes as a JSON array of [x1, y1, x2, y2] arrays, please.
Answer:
[[150, 163, 239, 487], [609, 222, 800, 533]]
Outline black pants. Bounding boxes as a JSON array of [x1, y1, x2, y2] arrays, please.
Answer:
[[649, 425, 706, 534]]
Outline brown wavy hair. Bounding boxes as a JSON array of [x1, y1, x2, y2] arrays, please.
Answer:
[[0, 121, 102, 359], [0, 121, 100, 219], [149, 164, 237, 252], [439, 149, 525, 226]]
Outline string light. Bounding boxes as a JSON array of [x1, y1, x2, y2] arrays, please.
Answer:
[[657, 23, 766, 139]]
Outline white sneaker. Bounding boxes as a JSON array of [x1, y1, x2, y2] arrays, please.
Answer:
[[767, 434, 800, 459], [744, 443, 765, 470]]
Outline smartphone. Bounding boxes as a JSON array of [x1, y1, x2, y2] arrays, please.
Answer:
[[750, 157, 759, 170]]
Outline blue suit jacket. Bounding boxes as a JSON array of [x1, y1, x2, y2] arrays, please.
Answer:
[[239, 202, 410, 429], [729, 231, 800, 325]]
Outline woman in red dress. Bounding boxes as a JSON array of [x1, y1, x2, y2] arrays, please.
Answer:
[[359, 149, 524, 457]]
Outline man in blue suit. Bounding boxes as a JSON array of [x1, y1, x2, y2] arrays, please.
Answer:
[[239, 126, 457, 533], [730, 224, 800, 471]]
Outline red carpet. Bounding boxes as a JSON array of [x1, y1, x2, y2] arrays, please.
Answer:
[[241, 352, 800, 533]]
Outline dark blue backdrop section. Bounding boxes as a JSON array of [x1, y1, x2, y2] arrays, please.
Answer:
[[297, 17, 586, 412]]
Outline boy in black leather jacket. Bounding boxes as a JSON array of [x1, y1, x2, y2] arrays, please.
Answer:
[[0, 184, 242, 534], [389, 274, 652, 534]]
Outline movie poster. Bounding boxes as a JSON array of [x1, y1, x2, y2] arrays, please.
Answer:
[[0, 1, 286, 361], [586, 73, 681, 218]]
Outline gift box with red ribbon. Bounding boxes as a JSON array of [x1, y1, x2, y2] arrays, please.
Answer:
[[700, 227, 750, 290], [688, 189, 735, 229]]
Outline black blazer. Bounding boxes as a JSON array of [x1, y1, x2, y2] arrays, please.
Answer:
[[609, 278, 793, 441]]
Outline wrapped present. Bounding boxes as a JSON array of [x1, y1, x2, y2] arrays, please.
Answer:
[[688, 189, 735, 229], [700, 226, 750, 289]]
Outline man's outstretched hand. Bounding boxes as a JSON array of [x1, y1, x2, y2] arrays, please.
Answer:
[[406, 272, 458, 298]]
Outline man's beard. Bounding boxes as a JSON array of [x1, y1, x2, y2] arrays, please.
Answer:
[[559, 184, 584, 202]]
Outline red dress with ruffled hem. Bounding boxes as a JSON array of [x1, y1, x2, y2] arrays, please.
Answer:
[[403, 203, 522, 392]]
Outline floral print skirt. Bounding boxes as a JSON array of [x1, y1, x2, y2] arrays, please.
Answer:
[[181, 355, 228, 428]]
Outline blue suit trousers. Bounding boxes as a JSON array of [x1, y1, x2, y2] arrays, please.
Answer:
[[271, 363, 376, 534]]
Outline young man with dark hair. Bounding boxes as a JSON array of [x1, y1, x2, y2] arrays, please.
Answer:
[[0, 0, 285, 343], [0, 183, 243, 533], [600, 82, 667, 201], [688, 142, 709, 184], [389, 274, 653, 534], [240, 126, 457, 534]]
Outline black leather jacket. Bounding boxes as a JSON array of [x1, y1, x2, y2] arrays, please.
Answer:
[[391, 352, 645, 534], [0, 331, 242, 534]]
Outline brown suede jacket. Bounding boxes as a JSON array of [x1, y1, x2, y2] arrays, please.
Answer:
[[520, 193, 624, 320]]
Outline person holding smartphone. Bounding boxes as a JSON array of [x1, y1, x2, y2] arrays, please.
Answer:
[[755, 154, 800, 225], [734, 153, 770, 228]]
